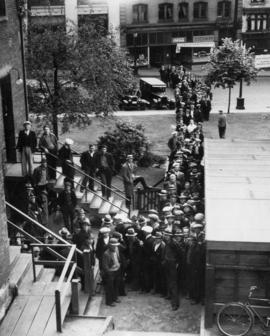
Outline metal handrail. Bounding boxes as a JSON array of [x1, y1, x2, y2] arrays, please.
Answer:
[[49, 165, 129, 215], [6, 201, 83, 255], [44, 149, 127, 200], [56, 244, 76, 291]]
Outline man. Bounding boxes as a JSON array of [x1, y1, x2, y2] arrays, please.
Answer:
[[39, 125, 58, 180], [95, 145, 115, 200], [58, 138, 75, 185], [141, 225, 155, 292], [102, 238, 121, 306], [32, 157, 49, 195], [152, 231, 166, 295], [80, 144, 97, 192], [57, 180, 77, 232], [167, 131, 179, 153], [16, 121, 37, 178], [120, 154, 149, 208], [218, 110, 227, 139]]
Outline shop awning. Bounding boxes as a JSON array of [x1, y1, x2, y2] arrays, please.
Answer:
[[177, 42, 215, 48]]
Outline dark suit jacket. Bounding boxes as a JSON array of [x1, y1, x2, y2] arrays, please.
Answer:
[[57, 190, 77, 210], [95, 152, 115, 172], [17, 130, 37, 152], [80, 150, 97, 172], [102, 248, 121, 274]]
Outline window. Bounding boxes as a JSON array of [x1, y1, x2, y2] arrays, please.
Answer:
[[0, 0, 6, 17], [133, 4, 148, 23], [250, 0, 265, 4], [159, 3, 173, 21], [247, 13, 269, 31], [217, 1, 231, 18], [178, 2, 189, 20], [193, 1, 208, 19]]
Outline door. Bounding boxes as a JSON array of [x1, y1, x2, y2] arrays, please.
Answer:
[[0, 75, 16, 163]]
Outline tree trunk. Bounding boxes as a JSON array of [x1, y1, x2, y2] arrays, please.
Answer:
[[52, 65, 59, 138], [227, 86, 231, 114]]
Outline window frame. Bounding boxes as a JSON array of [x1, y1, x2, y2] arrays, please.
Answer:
[[217, 0, 232, 19], [133, 3, 148, 24], [0, 0, 7, 18], [178, 2, 189, 20], [158, 2, 174, 22], [246, 13, 269, 31], [193, 1, 208, 20]]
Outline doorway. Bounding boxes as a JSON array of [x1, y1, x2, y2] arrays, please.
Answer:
[[0, 74, 16, 163]]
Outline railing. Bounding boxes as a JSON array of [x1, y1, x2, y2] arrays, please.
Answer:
[[48, 164, 129, 215], [135, 187, 161, 211], [54, 243, 77, 332]]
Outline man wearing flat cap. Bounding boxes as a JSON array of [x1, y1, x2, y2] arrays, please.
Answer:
[[102, 238, 121, 306], [17, 121, 37, 178], [58, 138, 75, 186]]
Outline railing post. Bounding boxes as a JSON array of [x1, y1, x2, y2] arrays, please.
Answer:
[[83, 249, 92, 294], [71, 279, 80, 315], [205, 264, 215, 329], [55, 289, 62, 332], [30, 245, 37, 282]]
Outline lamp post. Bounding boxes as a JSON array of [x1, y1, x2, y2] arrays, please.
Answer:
[[16, 0, 29, 119]]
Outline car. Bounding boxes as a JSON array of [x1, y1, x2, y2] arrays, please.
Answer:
[[139, 77, 175, 110], [119, 94, 150, 110]]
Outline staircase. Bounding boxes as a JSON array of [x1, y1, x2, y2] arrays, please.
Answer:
[[0, 245, 113, 336], [51, 155, 129, 217]]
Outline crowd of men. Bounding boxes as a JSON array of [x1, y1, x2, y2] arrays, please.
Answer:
[[15, 66, 209, 312]]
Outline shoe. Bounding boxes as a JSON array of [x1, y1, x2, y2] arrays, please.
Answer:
[[172, 306, 179, 311], [106, 303, 116, 307], [114, 299, 121, 303]]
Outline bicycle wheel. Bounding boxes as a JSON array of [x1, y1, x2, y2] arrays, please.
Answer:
[[217, 302, 253, 336]]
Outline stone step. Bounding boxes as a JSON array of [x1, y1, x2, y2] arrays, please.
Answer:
[[84, 296, 103, 316], [80, 191, 95, 205], [105, 331, 199, 336], [98, 198, 114, 215], [90, 192, 103, 209], [8, 253, 32, 289], [109, 199, 123, 215]]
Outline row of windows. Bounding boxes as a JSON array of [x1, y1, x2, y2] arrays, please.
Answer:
[[0, 0, 6, 17], [246, 14, 270, 31], [133, 1, 232, 23]]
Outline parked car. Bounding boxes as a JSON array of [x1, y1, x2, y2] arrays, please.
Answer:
[[119, 93, 150, 111], [139, 77, 175, 109]]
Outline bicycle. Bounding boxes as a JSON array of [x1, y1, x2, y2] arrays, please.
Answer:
[[217, 286, 270, 336]]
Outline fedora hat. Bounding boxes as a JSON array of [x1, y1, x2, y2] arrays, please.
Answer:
[[126, 228, 137, 237], [109, 238, 120, 246]]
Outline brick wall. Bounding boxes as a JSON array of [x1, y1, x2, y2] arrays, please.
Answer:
[[0, 0, 26, 313]]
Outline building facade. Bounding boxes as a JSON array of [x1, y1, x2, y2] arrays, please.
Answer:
[[242, 0, 270, 53], [0, 0, 26, 320], [120, 0, 242, 68]]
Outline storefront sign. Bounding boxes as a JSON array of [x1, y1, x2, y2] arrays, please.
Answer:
[[193, 35, 215, 43], [255, 54, 270, 69], [172, 37, 186, 44]]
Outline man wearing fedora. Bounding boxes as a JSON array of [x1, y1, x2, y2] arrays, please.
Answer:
[[102, 237, 121, 306], [57, 180, 77, 232], [120, 154, 149, 208], [152, 231, 166, 295], [17, 121, 37, 178]]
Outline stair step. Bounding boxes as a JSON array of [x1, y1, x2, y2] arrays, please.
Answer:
[[40, 267, 56, 283], [8, 253, 32, 288], [98, 198, 114, 215], [74, 175, 82, 190], [78, 290, 90, 315], [9, 245, 21, 268], [90, 192, 103, 209], [80, 191, 95, 205], [19, 268, 55, 296], [105, 332, 199, 336], [18, 265, 43, 295], [84, 296, 102, 316], [109, 199, 122, 214], [54, 174, 66, 192]]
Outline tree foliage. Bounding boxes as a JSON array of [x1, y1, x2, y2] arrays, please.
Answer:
[[205, 38, 258, 89], [26, 22, 135, 136], [97, 121, 151, 172]]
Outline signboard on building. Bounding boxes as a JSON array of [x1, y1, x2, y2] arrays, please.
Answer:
[[193, 35, 215, 43], [255, 54, 270, 69], [172, 37, 186, 44]]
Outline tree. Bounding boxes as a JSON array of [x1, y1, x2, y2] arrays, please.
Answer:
[[26, 22, 134, 137], [205, 38, 258, 113]]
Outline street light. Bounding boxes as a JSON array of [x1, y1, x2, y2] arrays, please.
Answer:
[[16, 0, 29, 119]]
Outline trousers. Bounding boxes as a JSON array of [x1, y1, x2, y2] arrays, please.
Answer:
[[21, 147, 34, 177]]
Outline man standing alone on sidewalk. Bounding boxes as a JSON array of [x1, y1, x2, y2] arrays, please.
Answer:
[[218, 110, 227, 139]]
